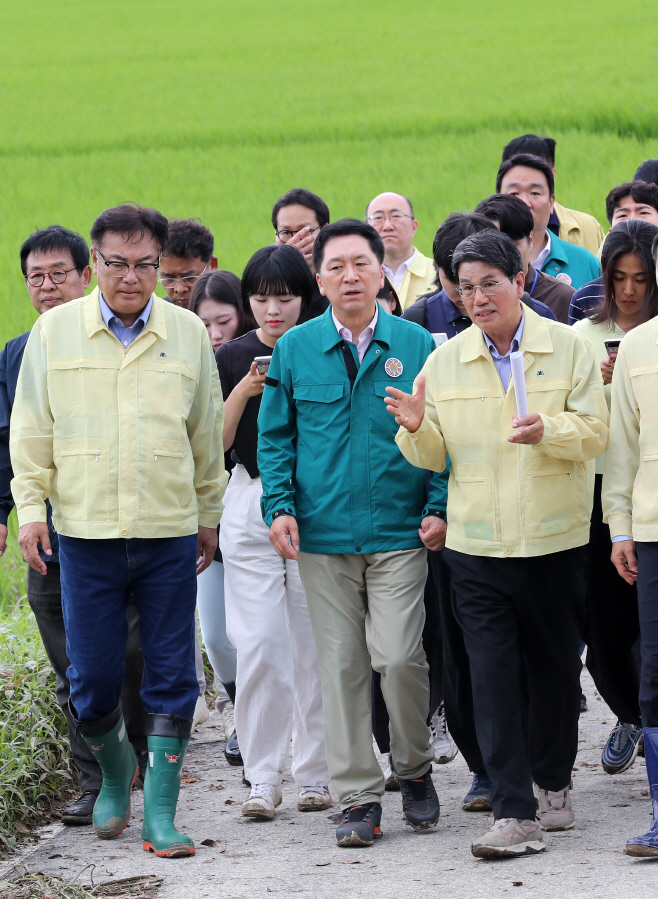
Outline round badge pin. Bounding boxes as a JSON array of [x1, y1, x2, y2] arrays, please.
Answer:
[[555, 272, 572, 286], [385, 357, 403, 377]]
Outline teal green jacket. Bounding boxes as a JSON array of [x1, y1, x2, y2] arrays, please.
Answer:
[[258, 305, 447, 554], [541, 232, 601, 290]]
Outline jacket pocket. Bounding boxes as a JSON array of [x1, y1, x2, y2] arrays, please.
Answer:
[[293, 383, 345, 403], [522, 457, 578, 539], [53, 438, 110, 521], [453, 463, 497, 542], [144, 439, 194, 521]]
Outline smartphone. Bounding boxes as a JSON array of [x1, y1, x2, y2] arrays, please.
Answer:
[[254, 355, 272, 375], [604, 339, 621, 358]]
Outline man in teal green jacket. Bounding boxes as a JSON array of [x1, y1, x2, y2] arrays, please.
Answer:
[[258, 219, 445, 848]]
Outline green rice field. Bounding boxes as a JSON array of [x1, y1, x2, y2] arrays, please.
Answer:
[[1, 0, 658, 345]]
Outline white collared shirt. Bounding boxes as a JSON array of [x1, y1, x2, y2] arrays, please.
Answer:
[[332, 305, 379, 363], [384, 249, 417, 291], [534, 231, 552, 272]]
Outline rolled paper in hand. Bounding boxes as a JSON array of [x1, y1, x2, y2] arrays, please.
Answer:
[[510, 351, 528, 419]]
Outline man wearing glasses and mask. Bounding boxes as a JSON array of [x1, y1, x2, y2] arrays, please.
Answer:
[[158, 218, 218, 309], [10, 204, 227, 859], [366, 192, 437, 311]]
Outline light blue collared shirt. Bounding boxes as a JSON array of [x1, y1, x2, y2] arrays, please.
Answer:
[[99, 293, 153, 348], [483, 313, 525, 391]]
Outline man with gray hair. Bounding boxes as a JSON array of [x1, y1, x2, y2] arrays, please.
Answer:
[[387, 229, 608, 858]]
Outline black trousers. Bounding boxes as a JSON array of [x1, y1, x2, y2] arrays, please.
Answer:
[[27, 563, 148, 792], [371, 553, 444, 754], [636, 543, 658, 728], [585, 475, 641, 725], [444, 547, 586, 821]]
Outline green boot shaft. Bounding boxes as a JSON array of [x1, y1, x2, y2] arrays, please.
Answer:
[[82, 717, 137, 839], [142, 736, 195, 858]]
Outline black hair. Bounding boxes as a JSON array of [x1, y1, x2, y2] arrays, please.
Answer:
[[241, 244, 315, 315], [501, 134, 556, 167], [365, 194, 415, 219], [20, 225, 89, 276], [90, 203, 169, 253], [163, 218, 214, 262], [312, 218, 385, 271], [634, 159, 658, 185], [605, 181, 658, 225], [431, 212, 497, 281], [495, 154, 555, 197], [271, 188, 330, 230], [189, 270, 254, 335], [451, 230, 523, 281], [377, 276, 402, 316], [474, 194, 535, 242], [592, 219, 658, 326]]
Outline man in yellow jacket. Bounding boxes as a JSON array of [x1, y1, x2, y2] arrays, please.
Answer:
[[387, 229, 608, 859], [602, 315, 658, 857], [10, 204, 227, 859]]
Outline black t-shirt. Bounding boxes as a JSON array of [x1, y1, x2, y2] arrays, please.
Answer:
[[215, 330, 272, 479]]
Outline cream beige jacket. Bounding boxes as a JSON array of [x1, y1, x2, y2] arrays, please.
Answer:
[[396, 307, 608, 557], [602, 316, 658, 541], [10, 288, 227, 539], [398, 250, 438, 311]]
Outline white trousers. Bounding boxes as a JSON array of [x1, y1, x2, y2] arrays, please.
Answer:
[[221, 465, 329, 787]]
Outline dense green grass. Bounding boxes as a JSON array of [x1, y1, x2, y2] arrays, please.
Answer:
[[1, 1, 657, 343]]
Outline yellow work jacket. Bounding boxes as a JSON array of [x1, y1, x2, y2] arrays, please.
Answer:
[[554, 202, 605, 256], [396, 307, 608, 558], [10, 288, 227, 539], [398, 249, 438, 311], [602, 317, 658, 541]]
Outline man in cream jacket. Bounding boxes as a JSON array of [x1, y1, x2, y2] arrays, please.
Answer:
[[10, 204, 227, 859], [387, 230, 607, 859], [603, 311, 658, 857]]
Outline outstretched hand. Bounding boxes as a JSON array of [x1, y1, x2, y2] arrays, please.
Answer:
[[384, 374, 426, 433]]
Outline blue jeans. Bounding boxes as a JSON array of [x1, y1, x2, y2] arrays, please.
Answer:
[[59, 535, 198, 723]]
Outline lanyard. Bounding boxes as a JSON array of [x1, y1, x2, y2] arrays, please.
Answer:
[[529, 267, 539, 297]]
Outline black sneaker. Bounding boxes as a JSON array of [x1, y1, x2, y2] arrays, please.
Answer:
[[462, 772, 493, 811], [580, 692, 588, 714], [61, 790, 98, 826], [336, 802, 383, 847], [224, 730, 243, 766], [399, 769, 440, 830]]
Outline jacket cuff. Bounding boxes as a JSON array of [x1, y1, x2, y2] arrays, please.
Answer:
[[537, 413, 557, 447], [17, 504, 48, 528], [263, 504, 296, 528], [607, 514, 634, 540], [198, 511, 222, 529]]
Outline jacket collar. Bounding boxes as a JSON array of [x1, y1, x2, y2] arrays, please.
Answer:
[[408, 248, 430, 276], [553, 201, 579, 234], [321, 301, 391, 353], [544, 231, 570, 266], [84, 287, 168, 341], [460, 304, 553, 364]]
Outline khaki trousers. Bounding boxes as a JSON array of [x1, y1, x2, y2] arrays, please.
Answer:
[[298, 548, 433, 808]]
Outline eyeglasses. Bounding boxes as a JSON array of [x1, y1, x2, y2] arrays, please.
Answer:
[[158, 263, 209, 289], [457, 276, 515, 300], [367, 212, 414, 225], [275, 227, 320, 241], [25, 268, 77, 288], [96, 249, 160, 279]]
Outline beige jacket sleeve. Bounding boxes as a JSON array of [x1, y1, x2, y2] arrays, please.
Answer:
[[601, 344, 638, 538], [395, 362, 448, 472], [186, 331, 229, 529], [536, 336, 609, 462], [9, 322, 52, 526]]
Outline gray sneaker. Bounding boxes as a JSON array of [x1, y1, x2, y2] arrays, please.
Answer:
[[471, 817, 545, 858], [533, 783, 574, 831]]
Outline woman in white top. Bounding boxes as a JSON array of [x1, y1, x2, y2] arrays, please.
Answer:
[[573, 219, 658, 775]]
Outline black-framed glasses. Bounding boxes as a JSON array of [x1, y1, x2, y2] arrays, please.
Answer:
[[96, 249, 160, 279], [275, 226, 320, 241], [367, 212, 414, 225], [457, 276, 514, 300], [25, 268, 77, 288], [158, 263, 209, 289]]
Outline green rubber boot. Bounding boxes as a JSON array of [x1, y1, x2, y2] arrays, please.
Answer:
[[81, 715, 138, 839], [142, 735, 195, 858]]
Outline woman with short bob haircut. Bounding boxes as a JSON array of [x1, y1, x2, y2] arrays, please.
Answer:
[[189, 270, 254, 350], [217, 244, 332, 821], [574, 218, 658, 779]]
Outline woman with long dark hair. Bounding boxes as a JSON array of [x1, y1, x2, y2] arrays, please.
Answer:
[[217, 245, 331, 820], [573, 218, 658, 776]]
